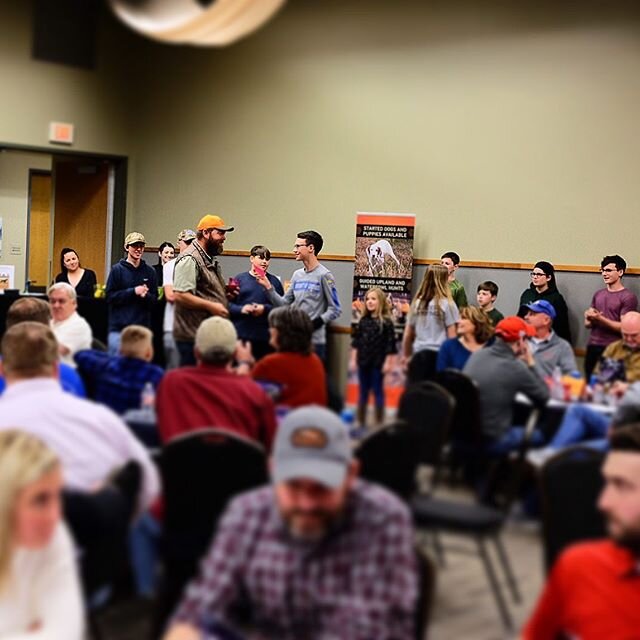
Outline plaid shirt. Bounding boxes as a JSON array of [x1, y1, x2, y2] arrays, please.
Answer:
[[74, 350, 164, 415], [173, 480, 418, 640]]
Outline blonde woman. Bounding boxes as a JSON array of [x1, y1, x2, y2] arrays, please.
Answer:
[[0, 431, 84, 639], [437, 305, 494, 371], [402, 264, 460, 381]]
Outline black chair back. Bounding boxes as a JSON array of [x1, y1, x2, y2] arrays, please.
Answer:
[[356, 420, 420, 500], [407, 349, 438, 384], [539, 446, 606, 571], [397, 381, 455, 471], [431, 369, 486, 484], [64, 461, 141, 596], [432, 369, 483, 447], [156, 428, 268, 629]]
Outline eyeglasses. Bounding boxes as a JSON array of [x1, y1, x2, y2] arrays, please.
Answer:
[[600, 268, 619, 274], [293, 243, 307, 249], [530, 272, 547, 277]]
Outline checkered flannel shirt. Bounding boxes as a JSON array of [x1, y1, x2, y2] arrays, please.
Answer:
[[173, 480, 418, 640]]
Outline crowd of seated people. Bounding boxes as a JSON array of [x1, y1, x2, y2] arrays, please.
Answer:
[[2, 226, 640, 639]]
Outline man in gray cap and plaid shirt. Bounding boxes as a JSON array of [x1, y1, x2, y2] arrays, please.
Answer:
[[164, 405, 418, 640]]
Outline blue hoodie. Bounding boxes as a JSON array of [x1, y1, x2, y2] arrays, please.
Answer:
[[106, 259, 158, 331]]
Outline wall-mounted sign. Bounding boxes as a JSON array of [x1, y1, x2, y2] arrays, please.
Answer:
[[346, 212, 416, 410], [0, 264, 15, 291], [49, 122, 74, 145]]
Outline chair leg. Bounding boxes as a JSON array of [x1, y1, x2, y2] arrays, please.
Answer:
[[476, 536, 513, 631], [431, 531, 446, 568], [492, 534, 521, 604], [88, 613, 105, 640]]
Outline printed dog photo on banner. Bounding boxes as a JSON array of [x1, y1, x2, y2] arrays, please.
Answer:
[[347, 212, 416, 413]]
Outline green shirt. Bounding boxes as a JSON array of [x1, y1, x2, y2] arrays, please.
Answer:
[[449, 279, 468, 309], [486, 307, 504, 326]]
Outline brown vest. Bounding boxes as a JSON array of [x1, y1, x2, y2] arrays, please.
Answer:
[[173, 241, 227, 341]]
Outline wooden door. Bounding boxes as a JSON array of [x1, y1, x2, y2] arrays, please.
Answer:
[[27, 171, 52, 291], [52, 159, 110, 284]]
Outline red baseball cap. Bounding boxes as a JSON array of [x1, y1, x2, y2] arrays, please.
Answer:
[[494, 316, 535, 342]]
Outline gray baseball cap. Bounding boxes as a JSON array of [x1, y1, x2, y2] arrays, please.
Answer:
[[273, 406, 352, 489]]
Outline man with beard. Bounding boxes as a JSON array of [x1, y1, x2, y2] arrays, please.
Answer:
[[163, 406, 418, 640], [522, 423, 640, 639], [173, 215, 235, 366]]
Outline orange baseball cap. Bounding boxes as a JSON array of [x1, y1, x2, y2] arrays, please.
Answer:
[[494, 316, 535, 342], [196, 214, 234, 232]]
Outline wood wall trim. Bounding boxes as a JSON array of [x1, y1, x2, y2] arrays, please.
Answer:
[[326, 325, 588, 357], [414, 258, 640, 275], [145, 248, 640, 275]]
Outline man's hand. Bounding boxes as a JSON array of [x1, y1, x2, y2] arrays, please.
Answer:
[[135, 284, 149, 297], [241, 304, 254, 315], [208, 301, 230, 318], [516, 339, 535, 367], [611, 381, 630, 398], [226, 277, 240, 301], [251, 304, 265, 317], [235, 339, 254, 364], [162, 623, 201, 640], [255, 274, 272, 291], [584, 307, 600, 325]]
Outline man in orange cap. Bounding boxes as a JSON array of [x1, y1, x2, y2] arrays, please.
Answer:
[[463, 316, 550, 454], [173, 215, 235, 366]]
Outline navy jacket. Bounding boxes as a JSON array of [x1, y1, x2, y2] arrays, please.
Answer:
[[229, 271, 284, 343], [106, 259, 158, 331]]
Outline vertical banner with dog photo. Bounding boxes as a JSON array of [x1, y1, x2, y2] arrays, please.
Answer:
[[346, 212, 416, 410]]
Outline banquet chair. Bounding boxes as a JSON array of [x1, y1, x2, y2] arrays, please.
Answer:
[[538, 445, 606, 572], [154, 428, 268, 633]]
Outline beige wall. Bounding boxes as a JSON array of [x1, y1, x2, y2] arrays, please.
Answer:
[[1, 1, 640, 265], [0, 152, 52, 288], [125, 0, 640, 265], [0, 4, 134, 157]]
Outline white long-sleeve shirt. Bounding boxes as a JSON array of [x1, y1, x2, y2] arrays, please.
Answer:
[[51, 312, 92, 367], [0, 522, 84, 640], [0, 378, 160, 511]]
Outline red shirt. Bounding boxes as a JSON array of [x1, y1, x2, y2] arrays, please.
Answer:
[[252, 352, 327, 408], [156, 364, 277, 451], [523, 540, 640, 640]]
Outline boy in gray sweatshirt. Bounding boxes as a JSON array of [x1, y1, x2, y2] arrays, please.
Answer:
[[258, 230, 341, 360]]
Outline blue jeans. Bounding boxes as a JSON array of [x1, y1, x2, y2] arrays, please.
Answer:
[[107, 331, 121, 356], [176, 340, 196, 367], [485, 427, 545, 456], [549, 404, 610, 451], [314, 343, 326, 362], [358, 366, 384, 408], [128, 512, 161, 598]]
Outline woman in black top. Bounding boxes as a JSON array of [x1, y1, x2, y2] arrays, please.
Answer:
[[154, 242, 175, 284], [54, 248, 97, 298], [518, 260, 572, 343]]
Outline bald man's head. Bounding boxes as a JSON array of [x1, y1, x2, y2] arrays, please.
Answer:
[[621, 312, 640, 350]]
